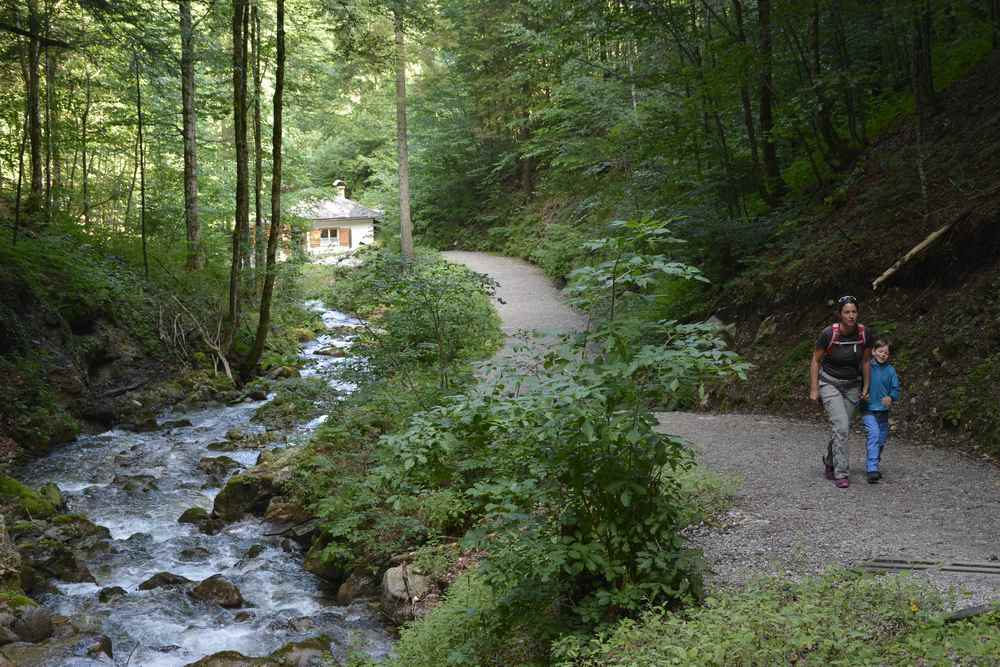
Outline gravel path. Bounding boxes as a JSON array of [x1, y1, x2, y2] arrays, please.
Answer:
[[445, 251, 1000, 607]]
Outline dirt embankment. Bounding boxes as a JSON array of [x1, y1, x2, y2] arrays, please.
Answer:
[[0, 268, 180, 465], [718, 52, 1000, 457]]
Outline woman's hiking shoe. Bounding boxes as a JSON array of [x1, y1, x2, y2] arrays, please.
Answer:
[[823, 457, 835, 480], [867, 471, 882, 484], [835, 478, 850, 489]]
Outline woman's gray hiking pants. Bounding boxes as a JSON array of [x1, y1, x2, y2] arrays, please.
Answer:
[[819, 377, 861, 479]]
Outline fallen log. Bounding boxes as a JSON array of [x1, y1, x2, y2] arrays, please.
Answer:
[[99, 380, 148, 398], [871, 208, 971, 291]]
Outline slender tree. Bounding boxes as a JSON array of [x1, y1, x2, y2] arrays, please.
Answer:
[[758, 0, 785, 201], [180, 0, 203, 270], [135, 54, 149, 279], [243, 0, 285, 378], [81, 72, 91, 226], [224, 0, 251, 355], [20, 0, 43, 218], [252, 1, 265, 291], [394, 6, 414, 260]]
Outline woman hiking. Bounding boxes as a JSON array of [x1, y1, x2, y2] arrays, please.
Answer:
[[809, 296, 873, 488]]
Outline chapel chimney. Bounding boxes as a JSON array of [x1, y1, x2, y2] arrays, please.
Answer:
[[334, 179, 346, 198]]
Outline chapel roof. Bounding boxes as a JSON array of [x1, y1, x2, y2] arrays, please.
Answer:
[[294, 195, 383, 221]]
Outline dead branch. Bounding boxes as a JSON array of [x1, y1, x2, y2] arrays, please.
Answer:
[[171, 295, 235, 384], [871, 209, 971, 291], [99, 380, 148, 398]]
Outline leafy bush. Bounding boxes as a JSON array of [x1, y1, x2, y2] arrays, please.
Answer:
[[551, 569, 1000, 666], [327, 249, 502, 389], [384, 572, 552, 667]]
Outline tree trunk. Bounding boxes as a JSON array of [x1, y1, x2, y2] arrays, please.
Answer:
[[808, 0, 852, 169], [732, 0, 760, 181], [180, 0, 202, 271], [242, 0, 285, 380], [46, 46, 59, 207], [252, 1, 264, 292], [992, 0, 1000, 49], [12, 109, 28, 244], [24, 0, 42, 218], [911, 0, 935, 124], [225, 0, 250, 356], [135, 56, 149, 279], [82, 74, 91, 226], [238, 5, 252, 293], [758, 0, 785, 201], [124, 132, 138, 230], [394, 8, 414, 261]]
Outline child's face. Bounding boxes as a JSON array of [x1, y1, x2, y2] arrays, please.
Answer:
[[873, 345, 890, 363]]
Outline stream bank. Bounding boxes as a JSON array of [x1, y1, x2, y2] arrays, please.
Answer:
[[1, 302, 393, 666]]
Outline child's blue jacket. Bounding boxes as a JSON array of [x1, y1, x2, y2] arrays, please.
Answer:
[[866, 360, 900, 412]]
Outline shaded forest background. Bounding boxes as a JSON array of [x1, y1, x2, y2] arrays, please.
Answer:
[[2, 0, 1000, 452]]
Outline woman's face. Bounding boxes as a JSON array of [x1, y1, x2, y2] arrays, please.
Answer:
[[838, 303, 858, 328]]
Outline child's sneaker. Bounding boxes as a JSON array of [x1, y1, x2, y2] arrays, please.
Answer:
[[835, 478, 849, 489], [867, 471, 880, 484]]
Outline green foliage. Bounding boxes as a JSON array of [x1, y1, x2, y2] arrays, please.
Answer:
[[384, 572, 551, 667], [551, 569, 1000, 666], [327, 249, 502, 389], [565, 218, 708, 328], [0, 357, 80, 454], [0, 475, 58, 519], [252, 376, 332, 430]]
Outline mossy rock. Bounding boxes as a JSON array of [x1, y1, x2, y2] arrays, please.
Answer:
[[212, 474, 274, 522], [0, 590, 36, 610], [303, 536, 348, 586], [0, 476, 56, 520]]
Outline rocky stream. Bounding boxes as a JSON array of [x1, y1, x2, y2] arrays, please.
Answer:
[[3, 302, 394, 666]]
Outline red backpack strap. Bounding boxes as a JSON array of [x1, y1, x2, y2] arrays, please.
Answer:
[[825, 323, 840, 354], [857, 323, 866, 347]]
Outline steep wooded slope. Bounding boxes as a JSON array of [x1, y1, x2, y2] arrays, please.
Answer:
[[720, 51, 1000, 455]]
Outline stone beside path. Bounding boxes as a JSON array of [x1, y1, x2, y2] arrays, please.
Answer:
[[444, 250, 1000, 607]]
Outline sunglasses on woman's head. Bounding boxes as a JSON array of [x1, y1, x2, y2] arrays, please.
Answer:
[[838, 295, 857, 305]]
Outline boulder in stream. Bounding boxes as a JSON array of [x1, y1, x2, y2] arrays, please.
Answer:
[[16, 539, 96, 585], [198, 456, 241, 484], [97, 586, 126, 603], [336, 571, 378, 605], [36, 484, 65, 512], [0, 476, 58, 520], [212, 474, 274, 522], [178, 546, 212, 562], [11, 606, 52, 643], [111, 474, 159, 493], [381, 564, 433, 625], [263, 497, 310, 524], [267, 366, 301, 379], [159, 418, 194, 430], [138, 571, 193, 591], [187, 636, 333, 666], [190, 574, 245, 609], [303, 537, 346, 585], [177, 507, 225, 535]]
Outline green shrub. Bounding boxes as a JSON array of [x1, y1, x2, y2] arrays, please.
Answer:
[[551, 569, 999, 666], [386, 572, 552, 667], [326, 248, 502, 389]]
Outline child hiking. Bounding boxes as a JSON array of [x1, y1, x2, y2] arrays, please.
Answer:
[[862, 339, 900, 484]]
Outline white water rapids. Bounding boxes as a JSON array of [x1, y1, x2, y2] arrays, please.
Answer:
[[19, 302, 393, 666]]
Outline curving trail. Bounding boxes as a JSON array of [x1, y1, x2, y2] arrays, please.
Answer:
[[444, 250, 1000, 606]]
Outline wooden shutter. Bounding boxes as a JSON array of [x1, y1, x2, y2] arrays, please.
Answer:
[[309, 229, 322, 248], [338, 227, 351, 247]]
